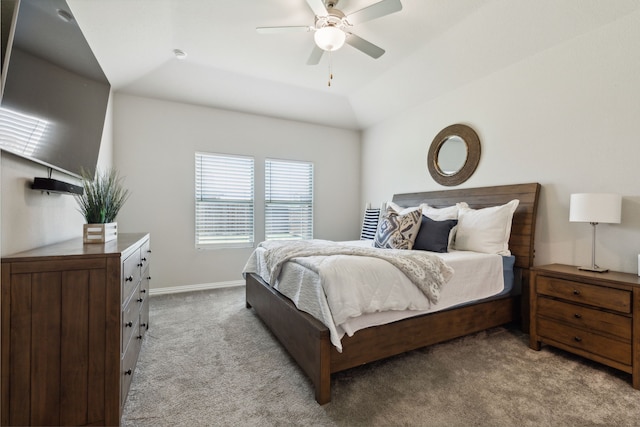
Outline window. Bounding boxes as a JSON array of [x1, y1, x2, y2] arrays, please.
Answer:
[[265, 159, 313, 241], [195, 152, 254, 248]]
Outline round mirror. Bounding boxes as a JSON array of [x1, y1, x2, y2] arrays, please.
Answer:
[[437, 136, 468, 175], [427, 124, 481, 186]]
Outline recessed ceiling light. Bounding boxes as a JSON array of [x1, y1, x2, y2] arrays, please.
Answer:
[[56, 9, 74, 23], [173, 49, 187, 59]]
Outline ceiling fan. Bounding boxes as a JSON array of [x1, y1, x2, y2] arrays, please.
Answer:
[[257, 0, 403, 65]]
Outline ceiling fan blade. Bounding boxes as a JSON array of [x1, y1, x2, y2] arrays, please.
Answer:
[[256, 26, 312, 34], [307, 45, 325, 65], [306, 0, 328, 17], [346, 0, 402, 25], [345, 33, 385, 59]]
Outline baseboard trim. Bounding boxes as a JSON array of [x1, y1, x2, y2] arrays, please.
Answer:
[[149, 280, 245, 296]]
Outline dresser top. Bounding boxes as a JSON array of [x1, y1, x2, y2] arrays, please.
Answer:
[[533, 263, 640, 287], [2, 232, 149, 263]]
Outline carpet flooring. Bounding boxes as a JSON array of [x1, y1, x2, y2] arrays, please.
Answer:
[[122, 286, 640, 426]]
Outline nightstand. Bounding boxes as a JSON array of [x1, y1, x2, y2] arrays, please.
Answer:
[[529, 263, 640, 389]]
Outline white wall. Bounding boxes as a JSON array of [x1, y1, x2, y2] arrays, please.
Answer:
[[1, 93, 114, 255], [113, 94, 361, 290], [361, 8, 640, 274]]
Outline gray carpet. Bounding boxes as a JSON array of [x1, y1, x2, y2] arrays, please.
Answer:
[[122, 286, 640, 426]]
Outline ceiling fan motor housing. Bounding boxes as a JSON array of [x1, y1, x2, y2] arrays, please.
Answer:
[[314, 8, 348, 31]]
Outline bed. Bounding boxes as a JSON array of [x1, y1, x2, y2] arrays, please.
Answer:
[[245, 183, 541, 404]]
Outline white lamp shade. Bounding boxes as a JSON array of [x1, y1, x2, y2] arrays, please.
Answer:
[[569, 193, 622, 224], [314, 26, 346, 51]]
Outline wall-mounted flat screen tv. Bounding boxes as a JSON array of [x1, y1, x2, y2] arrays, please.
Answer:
[[0, 0, 110, 179]]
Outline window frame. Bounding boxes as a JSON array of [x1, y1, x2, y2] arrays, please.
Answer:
[[195, 152, 255, 249], [264, 158, 314, 241]]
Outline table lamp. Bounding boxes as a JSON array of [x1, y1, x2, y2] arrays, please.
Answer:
[[569, 193, 622, 272]]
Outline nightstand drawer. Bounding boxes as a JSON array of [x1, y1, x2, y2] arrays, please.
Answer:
[[537, 318, 631, 365], [537, 297, 631, 340], [537, 276, 631, 313]]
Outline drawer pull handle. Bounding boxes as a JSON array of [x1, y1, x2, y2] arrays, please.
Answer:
[[141, 289, 147, 293], [142, 257, 147, 262], [125, 321, 133, 327], [124, 369, 132, 376], [137, 335, 143, 340], [137, 298, 144, 303], [147, 276, 151, 280], [137, 263, 143, 267], [574, 336, 582, 342], [147, 249, 152, 253], [125, 276, 133, 282], [573, 289, 581, 295], [141, 323, 147, 328], [574, 313, 582, 319]]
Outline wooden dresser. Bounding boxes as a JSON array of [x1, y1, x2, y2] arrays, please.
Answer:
[[1, 233, 151, 426], [530, 263, 640, 388]]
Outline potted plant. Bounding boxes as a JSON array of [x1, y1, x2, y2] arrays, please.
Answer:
[[75, 168, 130, 243]]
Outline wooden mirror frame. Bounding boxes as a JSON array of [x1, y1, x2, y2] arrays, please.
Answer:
[[427, 124, 481, 186]]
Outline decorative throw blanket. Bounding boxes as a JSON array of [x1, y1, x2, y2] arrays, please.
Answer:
[[259, 239, 454, 304]]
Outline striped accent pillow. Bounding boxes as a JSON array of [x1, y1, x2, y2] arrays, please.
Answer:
[[360, 208, 381, 240]]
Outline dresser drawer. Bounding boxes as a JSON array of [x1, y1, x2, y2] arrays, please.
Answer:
[[141, 239, 151, 272], [122, 284, 141, 356], [121, 331, 142, 408], [139, 298, 149, 339], [122, 249, 142, 305], [537, 297, 631, 341], [537, 276, 631, 313], [537, 317, 631, 365]]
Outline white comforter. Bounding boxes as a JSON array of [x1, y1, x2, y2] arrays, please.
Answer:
[[243, 240, 504, 352], [257, 239, 453, 306]]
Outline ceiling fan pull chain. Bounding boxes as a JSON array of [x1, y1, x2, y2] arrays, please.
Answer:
[[328, 51, 333, 87]]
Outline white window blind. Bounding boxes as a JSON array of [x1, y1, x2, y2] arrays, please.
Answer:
[[195, 152, 254, 248], [265, 159, 313, 241]]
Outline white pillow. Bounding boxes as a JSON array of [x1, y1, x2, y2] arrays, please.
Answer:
[[419, 202, 468, 220], [453, 199, 520, 255], [386, 201, 420, 215]]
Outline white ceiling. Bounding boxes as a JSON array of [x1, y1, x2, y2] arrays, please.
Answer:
[[66, 0, 640, 131]]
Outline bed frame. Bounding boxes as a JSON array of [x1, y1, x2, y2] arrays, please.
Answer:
[[246, 183, 541, 404]]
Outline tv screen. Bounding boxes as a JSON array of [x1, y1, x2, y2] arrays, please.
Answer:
[[0, 0, 110, 179]]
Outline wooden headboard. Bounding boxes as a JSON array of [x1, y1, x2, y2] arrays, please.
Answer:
[[392, 183, 541, 269]]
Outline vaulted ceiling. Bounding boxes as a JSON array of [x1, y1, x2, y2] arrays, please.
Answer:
[[66, 0, 640, 130]]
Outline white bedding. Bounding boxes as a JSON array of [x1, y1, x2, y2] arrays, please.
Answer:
[[243, 240, 505, 352]]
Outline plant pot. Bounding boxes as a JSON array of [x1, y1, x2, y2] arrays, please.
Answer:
[[83, 222, 118, 244]]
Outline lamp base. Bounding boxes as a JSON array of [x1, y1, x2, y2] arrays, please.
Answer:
[[578, 265, 609, 273]]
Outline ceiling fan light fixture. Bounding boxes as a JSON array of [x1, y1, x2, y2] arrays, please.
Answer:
[[314, 26, 346, 51]]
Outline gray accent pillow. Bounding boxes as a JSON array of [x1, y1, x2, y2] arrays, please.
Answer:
[[413, 216, 458, 253]]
